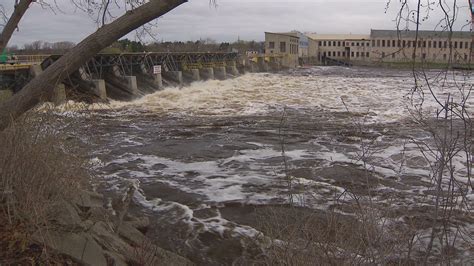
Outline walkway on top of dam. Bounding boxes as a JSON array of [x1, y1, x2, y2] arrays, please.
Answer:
[[0, 52, 241, 73]]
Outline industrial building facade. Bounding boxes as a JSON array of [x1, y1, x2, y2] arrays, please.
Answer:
[[264, 29, 473, 66], [264, 32, 300, 68]]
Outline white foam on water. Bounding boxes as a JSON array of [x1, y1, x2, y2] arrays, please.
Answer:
[[104, 145, 311, 204]]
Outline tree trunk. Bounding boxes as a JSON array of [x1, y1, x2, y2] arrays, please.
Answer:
[[0, 0, 187, 130], [0, 0, 33, 52]]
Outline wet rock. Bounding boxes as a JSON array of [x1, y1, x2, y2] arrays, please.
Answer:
[[125, 215, 150, 231], [90, 221, 133, 258], [104, 251, 128, 266], [51, 200, 82, 227], [33, 230, 107, 266], [194, 208, 219, 220], [86, 206, 112, 222], [74, 190, 104, 209], [118, 221, 146, 246]]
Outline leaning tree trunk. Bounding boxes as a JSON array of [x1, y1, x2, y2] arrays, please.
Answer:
[[0, 0, 33, 52], [0, 0, 187, 130]]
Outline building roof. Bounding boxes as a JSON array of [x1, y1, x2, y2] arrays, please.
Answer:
[[305, 33, 370, 41], [370, 29, 473, 39], [265, 32, 300, 39]]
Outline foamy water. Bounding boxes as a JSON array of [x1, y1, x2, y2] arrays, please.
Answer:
[[84, 67, 472, 124], [76, 67, 473, 261]]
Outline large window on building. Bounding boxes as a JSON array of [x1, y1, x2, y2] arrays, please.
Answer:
[[454, 41, 458, 49], [433, 41, 437, 48], [387, 40, 391, 47], [372, 40, 376, 46], [366, 52, 370, 57], [460, 42, 463, 49], [398, 40, 401, 47], [382, 40, 385, 47], [280, 42, 286, 53], [392, 40, 396, 47], [269, 42, 275, 49]]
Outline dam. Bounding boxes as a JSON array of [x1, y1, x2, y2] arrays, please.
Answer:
[[0, 52, 284, 104]]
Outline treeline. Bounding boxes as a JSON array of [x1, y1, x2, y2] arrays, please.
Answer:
[[6, 38, 264, 54], [6, 40, 76, 54]]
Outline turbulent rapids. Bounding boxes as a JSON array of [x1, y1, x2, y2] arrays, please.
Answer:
[[64, 66, 473, 264]]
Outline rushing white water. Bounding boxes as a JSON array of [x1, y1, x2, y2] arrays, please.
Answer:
[[77, 67, 472, 261], [92, 67, 473, 123]]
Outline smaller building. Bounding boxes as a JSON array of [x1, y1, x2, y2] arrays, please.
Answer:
[[264, 32, 300, 68], [305, 34, 371, 63]]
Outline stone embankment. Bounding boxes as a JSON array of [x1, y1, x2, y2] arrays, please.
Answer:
[[35, 189, 192, 265]]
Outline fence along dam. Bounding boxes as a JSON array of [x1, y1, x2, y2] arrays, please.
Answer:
[[0, 52, 285, 104]]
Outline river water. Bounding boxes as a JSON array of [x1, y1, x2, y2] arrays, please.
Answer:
[[67, 66, 472, 264]]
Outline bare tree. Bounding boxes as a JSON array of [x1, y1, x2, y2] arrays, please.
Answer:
[[0, 0, 34, 52], [0, 0, 187, 131]]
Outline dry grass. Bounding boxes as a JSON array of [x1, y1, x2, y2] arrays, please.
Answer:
[[0, 112, 88, 263], [246, 201, 418, 266]]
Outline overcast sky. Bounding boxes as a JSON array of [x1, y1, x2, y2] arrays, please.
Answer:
[[3, 0, 472, 46]]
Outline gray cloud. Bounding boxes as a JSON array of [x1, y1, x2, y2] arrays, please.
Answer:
[[3, 0, 471, 47]]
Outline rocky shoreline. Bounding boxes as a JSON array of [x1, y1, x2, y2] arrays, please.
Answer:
[[34, 188, 192, 265]]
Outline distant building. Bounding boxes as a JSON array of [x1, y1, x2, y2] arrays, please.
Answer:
[[264, 29, 473, 66], [305, 33, 371, 63], [264, 32, 300, 68], [369, 29, 472, 63]]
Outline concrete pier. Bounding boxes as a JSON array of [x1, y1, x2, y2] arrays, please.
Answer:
[[200, 68, 215, 80], [246, 64, 257, 73], [124, 76, 139, 96], [226, 66, 239, 76], [153, 73, 163, 90], [92, 79, 107, 100], [183, 69, 200, 82], [213, 67, 227, 80], [162, 71, 183, 86], [259, 62, 270, 72], [29, 65, 43, 77], [0, 89, 13, 103]]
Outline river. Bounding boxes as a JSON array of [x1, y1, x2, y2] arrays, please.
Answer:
[[64, 66, 472, 264]]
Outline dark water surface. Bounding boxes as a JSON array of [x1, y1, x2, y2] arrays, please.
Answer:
[[69, 67, 472, 264]]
